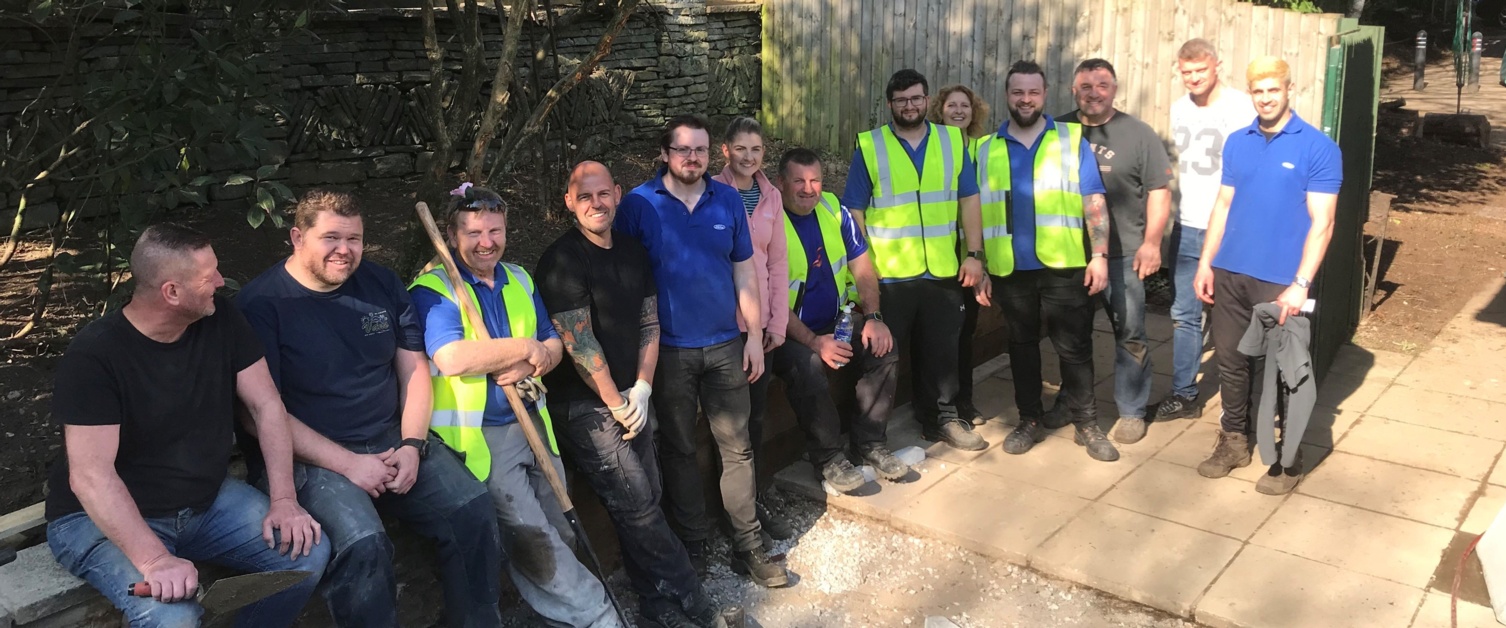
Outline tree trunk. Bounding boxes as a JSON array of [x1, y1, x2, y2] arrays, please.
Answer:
[[467, 0, 531, 182], [1420, 113, 1492, 148]]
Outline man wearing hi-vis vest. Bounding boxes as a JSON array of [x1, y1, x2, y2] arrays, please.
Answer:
[[973, 60, 1121, 463], [841, 69, 991, 453], [771, 148, 903, 491], [410, 185, 621, 627]]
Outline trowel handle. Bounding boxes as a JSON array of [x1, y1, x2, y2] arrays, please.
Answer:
[[128, 582, 152, 597]]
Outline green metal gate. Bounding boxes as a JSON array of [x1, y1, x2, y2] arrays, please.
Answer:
[[1313, 18, 1385, 381]]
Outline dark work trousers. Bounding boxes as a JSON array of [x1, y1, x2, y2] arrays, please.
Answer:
[[955, 285, 983, 406], [993, 268, 1098, 427], [881, 278, 966, 428], [745, 353, 774, 492], [1210, 268, 1288, 434], [653, 337, 762, 552], [552, 398, 708, 620]]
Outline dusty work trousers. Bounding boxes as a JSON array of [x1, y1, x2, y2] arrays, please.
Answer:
[[993, 268, 1099, 427], [481, 422, 620, 628], [1210, 268, 1288, 434], [882, 278, 966, 428]]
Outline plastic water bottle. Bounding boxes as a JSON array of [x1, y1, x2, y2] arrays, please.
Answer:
[[832, 304, 854, 368]]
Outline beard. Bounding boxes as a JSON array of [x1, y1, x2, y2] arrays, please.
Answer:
[[1009, 106, 1041, 128], [668, 162, 703, 186], [306, 254, 357, 288], [893, 108, 927, 130]]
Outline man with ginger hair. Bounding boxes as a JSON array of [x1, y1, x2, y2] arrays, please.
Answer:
[[1192, 56, 1341, 494]]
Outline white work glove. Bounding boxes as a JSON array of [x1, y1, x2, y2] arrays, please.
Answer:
[[515, 377, 548, 404], [615, 379, 652, 438]]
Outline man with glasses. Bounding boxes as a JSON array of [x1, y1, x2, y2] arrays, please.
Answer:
[[842, 69, 989, 453], [614, 114, 789, 588]]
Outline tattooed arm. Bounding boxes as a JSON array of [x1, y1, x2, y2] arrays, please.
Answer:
[[635, 296, 660, 385], [550, 307, 627, 408], [1082, 192, 1110, 295]]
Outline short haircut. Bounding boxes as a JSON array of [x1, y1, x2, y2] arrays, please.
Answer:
[[1246, 56, 1291, 85], [1073, 58, 1117, 80], [445, 185, 507, 233], [131, 223, 211, 289], [722, 116, 763, 144], [1178, 38, 1219, 62], [885, 69, 929, 100], [927, 84, 992, 139], [1005, 60, 1048, 90], [293, 189, 361, 231], [660, 113, 711, 152], [778, 147, 822, 178]]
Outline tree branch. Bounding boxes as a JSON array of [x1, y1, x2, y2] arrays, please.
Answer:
[[466, 0, 530, 183]]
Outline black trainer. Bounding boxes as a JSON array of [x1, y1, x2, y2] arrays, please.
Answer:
[[957, 399, 987, 426], [856, 445, 911, 480], [1152, 394, 1204, 420], [732, 548, 790, 587]]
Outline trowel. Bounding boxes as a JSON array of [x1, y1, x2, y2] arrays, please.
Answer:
[[128, 570, 310, 618]]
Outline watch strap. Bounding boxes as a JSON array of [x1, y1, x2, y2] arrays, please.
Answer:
[[400, 437, 429, 458]]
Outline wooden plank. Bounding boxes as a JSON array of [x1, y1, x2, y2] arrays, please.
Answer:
[[979, 0, 998, 120], [759, 0, 779, 137], [844, 0, 861, 151], [825, 0, 840, 150], [1309, 13, 1340, 124], [1227, 1, 1253, 93], [0, 502, 44, 541]]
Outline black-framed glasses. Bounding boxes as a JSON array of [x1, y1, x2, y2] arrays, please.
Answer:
[[890, 95, 927, 107], [667, 145, 710, 158]]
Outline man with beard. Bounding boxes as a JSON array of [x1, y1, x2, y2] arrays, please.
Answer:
[[411, 183, 622, 627], [1058, 59, 1173, 445], [973, 60, 1118, 463], [236, 190, 503, 627], [614, 114, 789, 588], [534, 161, 726, 628], [841, 69, 990, 453], [1193, 56, 1341, 494]]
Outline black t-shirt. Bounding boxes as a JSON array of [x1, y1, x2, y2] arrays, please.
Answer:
[[534, 228, 657, 404], [45, 296, 263, 520], [1058, 110, 1174, 257]]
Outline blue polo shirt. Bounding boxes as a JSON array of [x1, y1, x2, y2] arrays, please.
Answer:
[[841, 123, 981, 284], [1212, 113, 1343, 285], [411, 256, 559, 427], [615, 168, 753, 348], [995, 115, 1107, 271]]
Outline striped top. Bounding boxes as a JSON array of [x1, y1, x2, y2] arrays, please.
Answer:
[[737, 179, 760, 217]]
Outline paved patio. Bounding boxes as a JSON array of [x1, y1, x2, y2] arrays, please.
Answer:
[[775, 276, 1506, 628]]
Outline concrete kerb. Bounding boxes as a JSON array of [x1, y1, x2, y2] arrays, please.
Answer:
[[0, 545, 94, 626]]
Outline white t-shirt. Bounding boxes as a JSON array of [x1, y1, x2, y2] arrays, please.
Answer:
[[1170, 88, 1257, 229]]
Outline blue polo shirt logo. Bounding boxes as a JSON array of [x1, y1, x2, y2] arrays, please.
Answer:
[[713, 223, 727, 230]]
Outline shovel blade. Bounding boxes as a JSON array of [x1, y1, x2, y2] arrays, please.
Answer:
[[197, 570, 312, 617]]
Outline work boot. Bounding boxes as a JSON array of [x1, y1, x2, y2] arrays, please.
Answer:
[[1153, 394, 1204, 420], [1003, 420, 1048, 455], [1074, 423, 1121, 462], [1197, 431, 1252, 478], [685, 539, 708, 577], [648, 606, 727, 628], [924, 419, 988, 451], [732, 548, 790, 587], [1041, 402, 1073, 429], [1256, 450, 1306, 495], [820, 458, 869, 493], [957, 399, 987, 426], [755, 500, 794, 541], [856, 445, 911, 480], [1110, 417, 1148, 444]]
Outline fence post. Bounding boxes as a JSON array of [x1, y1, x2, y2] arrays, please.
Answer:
[[1414, 30, 1428, 91], [1468, 31, 1482, 93]]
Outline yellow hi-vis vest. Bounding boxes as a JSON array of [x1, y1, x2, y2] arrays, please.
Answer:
[[974, 121, 1087, 277], [856, 122, 965, 280], [409, 263, 558, 482], [784, 192, 856, 319]]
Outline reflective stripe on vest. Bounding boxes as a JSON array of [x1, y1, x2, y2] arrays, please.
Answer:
[[409, 263, 558, 482], [856, 122, 964, 280], [784, 192, 856, 318], [974, 121, 1087, 276]]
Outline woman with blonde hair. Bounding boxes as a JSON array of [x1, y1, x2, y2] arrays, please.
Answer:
[[928, 84, 991, 427]]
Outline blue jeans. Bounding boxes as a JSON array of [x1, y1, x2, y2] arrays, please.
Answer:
[[552, 398, 710, 621], [1166, 225, 1206, 399], [48, 477, 328, 628], [288, 430, 501, 628], [1102, 256, 1154, 419]]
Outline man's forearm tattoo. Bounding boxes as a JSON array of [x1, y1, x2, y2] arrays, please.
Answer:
[[1085, 193, 1110, 255], [551, 307, 607, 380], [639, 297, 660, 350]]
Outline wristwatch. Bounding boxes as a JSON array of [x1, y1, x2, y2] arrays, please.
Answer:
[[864, 311, 884, 323], [1294, 276, 1312, 289], [966, 250, 987, 265], [400, 437, 430, 459], [1091, 252, 1108, 259]]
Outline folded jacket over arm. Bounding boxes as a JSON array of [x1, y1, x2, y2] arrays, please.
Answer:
[[1237, 302, 1316, 467]]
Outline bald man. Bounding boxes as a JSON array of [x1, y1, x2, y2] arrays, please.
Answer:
[[535, 162, 726, 628]]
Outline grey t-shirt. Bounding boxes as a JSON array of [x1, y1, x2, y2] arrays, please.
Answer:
[[1058, 110, 1173, 256]]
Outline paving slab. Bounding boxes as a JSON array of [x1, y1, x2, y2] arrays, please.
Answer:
[[1145, 312, 1173, 343], [884, 412, 1000, 466], [0, 545, 94, 625], [967, 434, 1150, 501], [1492, 459, 1506, 488], [1155, 420, 1332, 483], [1100, 458, 1281, 540], [772, 457, 960, 523], [1336, 416, 1502, 481], [1030, 502, 1242, 616], [1250, 494, 1454, 589], [1314, 370, 1392, 413], [1297, 451, 1478, 529], [1197, 544, 1425, 628], [891, 467, 1091, 563], [1410, 590, 1501, 628], [1300, 403, 1361, 448], [1326, 344, 1414, 382], [1367, 384, 1506, 440], [1395, 349, 1506, 405], [1462, 484, 1506, 536]]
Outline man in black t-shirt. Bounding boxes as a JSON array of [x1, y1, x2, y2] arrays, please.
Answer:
[[235, 191, 501, 628], [1059, 58, 1174, 446], [535, 161, 724, 628], [45, 224, 326, 628]]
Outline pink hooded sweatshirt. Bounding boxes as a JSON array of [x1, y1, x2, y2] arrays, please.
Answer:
[[713, 166, 790, 339]]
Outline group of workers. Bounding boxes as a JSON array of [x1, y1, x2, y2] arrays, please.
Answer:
[[42, 35, 1341, 628]]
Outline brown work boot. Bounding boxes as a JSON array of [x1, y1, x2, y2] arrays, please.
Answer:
[[1256, 450, 1306, 495], [1197, 430, 1252, 478]]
